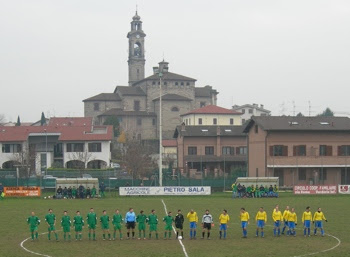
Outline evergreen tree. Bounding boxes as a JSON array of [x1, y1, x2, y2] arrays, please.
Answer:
[[40, 112, 46, 126], [103, 116, 120, 137], [16, 115, 21, 126], [318, 107, 334, 117]]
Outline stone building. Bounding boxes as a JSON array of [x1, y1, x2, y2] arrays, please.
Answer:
[[83, 12, 218, 140]]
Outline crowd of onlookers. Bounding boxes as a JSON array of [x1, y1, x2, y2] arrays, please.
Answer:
[[232, 183, 279, 198], [55, 182, 106, 199]]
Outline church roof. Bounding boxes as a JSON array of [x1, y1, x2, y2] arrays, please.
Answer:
[[132, 72, 196, 86], [98, 108, 156, 117], [152, 94, 192, 102], [181, 105, 241, 116], [83, 93, 121, 102], [113, 86, 146, 96]]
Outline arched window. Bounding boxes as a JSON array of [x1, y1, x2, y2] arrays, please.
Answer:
[[171, 106, 179, 112], [134, 42, 142, 57]]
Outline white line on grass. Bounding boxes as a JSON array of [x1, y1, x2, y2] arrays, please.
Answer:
[[20, 232, 52, 257], [161, 199, 189, 257]]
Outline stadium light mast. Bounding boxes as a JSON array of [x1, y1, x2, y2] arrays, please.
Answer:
[[153, 63, 168, 187]]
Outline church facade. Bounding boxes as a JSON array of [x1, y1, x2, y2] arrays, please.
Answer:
[[83, 12, 218, 140]]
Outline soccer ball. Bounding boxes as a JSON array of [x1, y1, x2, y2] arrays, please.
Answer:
[[178, 236, 183, 240], [44, 197, 47, 199], [48, 196, 51, 199]]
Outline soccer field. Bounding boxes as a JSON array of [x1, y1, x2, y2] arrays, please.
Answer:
[[0, 193, 349, 257]]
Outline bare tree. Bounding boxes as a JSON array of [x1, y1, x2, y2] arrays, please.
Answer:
[[11, 144, 38, 178], [68, 151, 94, 176]]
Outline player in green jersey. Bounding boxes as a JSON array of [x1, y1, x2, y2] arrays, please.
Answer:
[[91, 186, 97, 198], [72, 186, 77, 198], [147, 209, 159, 239], [61, 211, 72, 241], [100, 210, 111, 240], [112, 209, 123, 240], [163, 211, 174, 240], [87, 208, 97, 241], [73, 211, 84, 240], [136, 210, 147, 240], [27, 212, 40, 240], [45, 209, 58, 241]]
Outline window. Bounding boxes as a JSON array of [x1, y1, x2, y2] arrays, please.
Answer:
[[236, 146, 247, 155], [298, 168, 306, 180], [164, 82, 167, 86], [200, 102, 206, 108], [88, 143, 102, 152], [293, 145, 306, 156], [248, 109, 253, 114], [188, 147, 197, 155], [230, 118, 234, 125], [320, 145, 332, 156], [338, 145, 350, 156], [175, 82, 178, 86], [41, 153, 47, 169], [66, 143, 84, 152], [186, 82, 190, 86], [205, 146, 214, 155], [152, 118, 156, 126], [171, 106, 179, 112], [198, 118, 202, 125], [180, 82, 184, 86], [2, 144, 21, 153], [270, 145, 288, 156], [222, 147, 234, 155], [255, 125, 258, 133], [137, 118, 142, 126], [152, 81, 156, 85], [94, 103, 100, 111], [134, 100, 140, 111], [54, 143, 63, 158], [242, 119, 246, 124], [213, 118, 217, 125], [242, 109, 246, 114]]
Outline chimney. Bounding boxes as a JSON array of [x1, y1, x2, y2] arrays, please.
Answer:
[[181, 122, 186, 131], [260, 104, 264, 109], [253, 103, 258, 107]]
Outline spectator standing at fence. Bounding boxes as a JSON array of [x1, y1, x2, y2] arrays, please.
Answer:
[[99, 182, 106, 198]]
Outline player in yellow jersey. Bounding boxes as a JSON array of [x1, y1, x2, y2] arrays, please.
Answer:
[[255, 207, 267, 237], [281, 206, 290, 235], [218, 210, 230, 239], [272, 205, 283, 236], [239, 208, 249, 238], [313, 207, 327, 236], [187, 209, 198, 239], [302, 206, 313, 237], [287, 208, 297, 236]]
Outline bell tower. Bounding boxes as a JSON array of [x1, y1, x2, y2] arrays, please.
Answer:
[[127, 11, 146, 86]]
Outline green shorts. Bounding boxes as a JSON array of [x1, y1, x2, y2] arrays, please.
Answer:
[[88, 223, 96, 230], [48, 224, 56, 232], [102, 224, 109, 230], [114, 223, 121, 230], [75, 225, 83, 232], [149, 224, 158, 232], [30, 226, 38, 232], [63, 226, 70, 233], [138, 223, 146, 231], [165, 225, 172, 231]]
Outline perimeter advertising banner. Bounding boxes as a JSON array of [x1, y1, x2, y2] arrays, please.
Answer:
[[293, 185, 337, 195], [4, 187, 41, 197], [338, 185, 350, 194], [119, 186, 211, 196]]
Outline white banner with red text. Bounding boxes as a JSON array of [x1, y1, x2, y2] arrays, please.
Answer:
[[293, 185, 337, 195]]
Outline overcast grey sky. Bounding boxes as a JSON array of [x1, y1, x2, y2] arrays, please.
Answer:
[[1, 0, 350, 122]]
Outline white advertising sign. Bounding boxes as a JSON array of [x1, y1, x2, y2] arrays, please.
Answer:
[[338, 185, 350, 194], [119, 186, 211, 196]]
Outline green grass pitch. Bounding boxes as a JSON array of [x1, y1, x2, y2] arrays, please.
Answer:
[[0, 193, 349, 257]]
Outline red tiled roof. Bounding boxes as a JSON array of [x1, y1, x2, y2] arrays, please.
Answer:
[[48, 117, 93, 127], [162, 139, 177, 147], [0, 118, 112, 142], [181, 105, 241, 116]]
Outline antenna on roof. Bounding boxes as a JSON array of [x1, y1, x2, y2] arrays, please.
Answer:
[[308, 101, 311, 117], [292, 101, 295, 116]]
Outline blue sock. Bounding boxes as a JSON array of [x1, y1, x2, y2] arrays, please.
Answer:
[[304, 228, 306, 235], [308, 228, 310, 235], [282, 226, 286, 233], [190, 230, 192, 238], [278, 229, 280, 236], [194, 231, 196, 237], [294, 230, 296, 236], [274, 229, 276, 236], [287, 230, 290, 235], [321, 229, 324, 236], [261, 231, 264, 237], [314, 228, 317, 235], [224, 231, 226, 238], [256, 230, 258, 236]]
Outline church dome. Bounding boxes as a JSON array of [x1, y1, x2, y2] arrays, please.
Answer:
[[133, 12, 141, 21]]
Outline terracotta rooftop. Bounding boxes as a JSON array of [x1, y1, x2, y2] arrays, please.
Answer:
[[162, 139, 177, 147]]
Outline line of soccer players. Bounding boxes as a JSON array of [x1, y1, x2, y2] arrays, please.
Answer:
[[26, 206, 327, 241]]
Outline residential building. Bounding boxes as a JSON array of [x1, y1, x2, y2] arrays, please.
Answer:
[[83, 12, 218, 140], [0, 117, 113, 174], [174, 125, 247, 178], [162, 139, 177, 169], [181, 105, 241, 126], [243, 116, 350, 186], [232, 104, 270, 124]]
